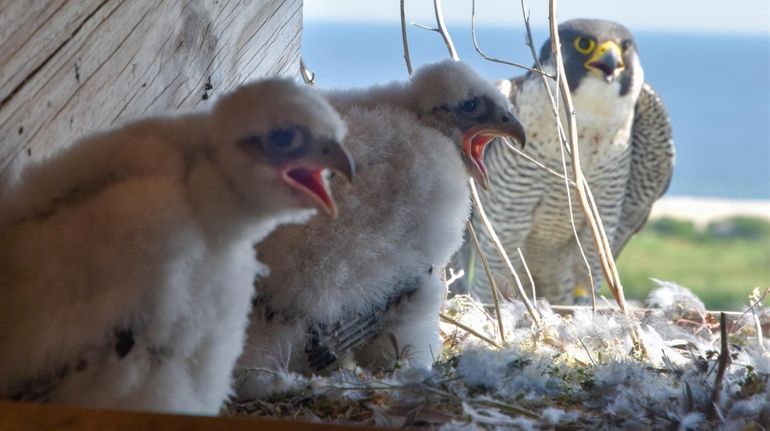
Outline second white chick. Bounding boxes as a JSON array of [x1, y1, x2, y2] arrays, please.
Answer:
[[236, 61, 525, 399]]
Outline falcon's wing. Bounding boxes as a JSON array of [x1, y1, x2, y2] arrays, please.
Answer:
[[612, 83, 675, 256]]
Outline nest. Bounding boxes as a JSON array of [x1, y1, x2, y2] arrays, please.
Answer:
[[227, 281, 770, 429]]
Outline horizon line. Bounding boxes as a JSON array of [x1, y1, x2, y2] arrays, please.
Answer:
[[303, 18, 770, 37]]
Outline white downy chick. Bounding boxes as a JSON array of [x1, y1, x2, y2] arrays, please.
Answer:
[[0, 79, 353, 414], [236, 60, 525, 399]]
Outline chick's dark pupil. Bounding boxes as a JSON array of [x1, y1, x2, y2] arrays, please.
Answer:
[[270, 129, 294, 148], [460, 98, 477, 112]]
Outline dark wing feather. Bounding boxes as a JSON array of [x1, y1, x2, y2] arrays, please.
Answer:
[[305, 282, 419, 372], [612, 83, 675, 256]]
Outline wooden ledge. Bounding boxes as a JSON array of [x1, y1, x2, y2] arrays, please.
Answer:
[[0, 401, 369, 431]]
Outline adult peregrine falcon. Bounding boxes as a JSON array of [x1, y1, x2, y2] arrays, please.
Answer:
[[464, 19, 674, 304]]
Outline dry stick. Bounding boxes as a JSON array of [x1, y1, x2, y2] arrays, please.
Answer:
[[470, 180, 541, 325], [440, 313, 501, 349], [547, 0, 642, 352], [502, 137, 575, 185], [470, 0, 576, 186], [299, 57, 315, 86], [432, 0, 458, 60], [709, 312, 730, 421], [749, 288, 768, 352], [410, 0, 541, 326], [399, 0, 413, 75], [517, 248, 536, 302], [467, 220, 506, 345], [516, 0, 597, 308], [554, 108, 598, 309], [412, 0, 459, 60], [422, 386, 540, 419], [546, 0, 617, 305], [729, 287, 769, 337], [469, 0, 550, 76], [445, 267, 465, 288], [751, 306, 766, 353]]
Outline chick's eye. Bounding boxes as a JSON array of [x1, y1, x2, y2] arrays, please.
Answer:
[[459, 97, 478, 113], [268, 128, 296, 150], [574, 36, 595, 54]]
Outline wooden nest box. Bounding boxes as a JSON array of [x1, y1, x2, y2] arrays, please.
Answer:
[[0, 1, 365, 429]]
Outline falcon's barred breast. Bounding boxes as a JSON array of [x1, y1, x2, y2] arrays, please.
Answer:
[[463, 18, 674, 304]]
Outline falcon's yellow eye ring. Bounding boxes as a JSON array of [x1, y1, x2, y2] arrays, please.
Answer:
[[574, 36, 595, 54]]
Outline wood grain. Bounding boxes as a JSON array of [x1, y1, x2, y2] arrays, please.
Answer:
[[0, 0, 303, 183], [0, 401, 370, 431]]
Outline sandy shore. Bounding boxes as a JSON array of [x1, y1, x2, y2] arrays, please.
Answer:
[[649, 196, 770, 227]]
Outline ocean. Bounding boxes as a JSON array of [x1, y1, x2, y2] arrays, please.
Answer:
[[302, 22, 770, 200]]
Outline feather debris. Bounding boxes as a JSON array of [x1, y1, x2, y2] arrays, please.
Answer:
[[228, 282, 770, 429]]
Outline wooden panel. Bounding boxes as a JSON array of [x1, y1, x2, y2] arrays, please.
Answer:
[[0, 0, 303, 183], [0, 401, 368, 431], [0, 1, 104, 104]]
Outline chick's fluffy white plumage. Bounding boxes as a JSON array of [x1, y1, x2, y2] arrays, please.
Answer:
[[0, 78, 348, 414], [236, 61, 525, 399]]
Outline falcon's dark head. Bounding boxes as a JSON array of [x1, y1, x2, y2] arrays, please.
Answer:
[[539, 19, 642, 96]]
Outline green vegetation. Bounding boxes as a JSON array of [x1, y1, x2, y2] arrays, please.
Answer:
[[600, 216, 770, 311]]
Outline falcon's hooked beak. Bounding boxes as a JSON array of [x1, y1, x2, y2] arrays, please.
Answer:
[[585, 40, 625, 83], [281, 139, 354, 218], [462, 110, 526, 190]]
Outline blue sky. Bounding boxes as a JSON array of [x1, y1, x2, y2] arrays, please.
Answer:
[[305, 0, 769, 35]]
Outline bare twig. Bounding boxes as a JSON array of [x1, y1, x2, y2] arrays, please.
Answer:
[[709, 312, 730, 420], [467, 220, 506, 345], [748, 288, 768, 351], [575, 333, 598, 366], [547, 1, 641, 350], [299, 57, 315, 86], [411, 22, 435, 31], [464, 293, 500, 324], [517, 248, 536, 303], [440, 312, 502, 349], [730, 287, 769, 341], [412, 0, 458, 60], [431, 0, 458, 60], [473, 398, 541, 420], [519, 0, 547, 78], [470, 179, 541, 325], [412, 0, 540, 326], [502, 137, 575, 185], [519, 0, 596, 308], [399, 0, 413, 75], [421, 386, 541, 419], [445, 267, 465, 288], [470, 0, 551, 76], [751, 309, 766, 352]]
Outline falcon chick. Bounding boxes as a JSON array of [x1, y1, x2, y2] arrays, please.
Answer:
[[0, 79, 353, 414], [236, 60, 525, 399], [464, 19, 674, 304]]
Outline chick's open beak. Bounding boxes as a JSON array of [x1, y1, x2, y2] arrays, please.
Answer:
[[281, 138, 354, 218], [585, 40, 625, 82], [462, 109, 526, 190]]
